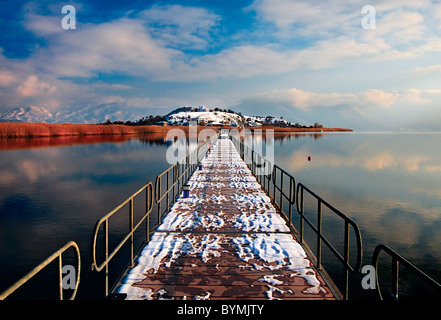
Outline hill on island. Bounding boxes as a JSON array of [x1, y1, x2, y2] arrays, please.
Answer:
[[118, 106, 323, 129]]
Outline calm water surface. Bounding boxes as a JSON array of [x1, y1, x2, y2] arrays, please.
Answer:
[[0, 132, 440, 299], [273, 132, 441, 299], [0, 135, 171, 299]]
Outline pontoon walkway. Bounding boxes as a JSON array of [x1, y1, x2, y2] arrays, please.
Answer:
[[115, 137, 336, 300]]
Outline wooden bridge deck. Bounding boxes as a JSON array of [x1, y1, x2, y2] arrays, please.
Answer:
[[116, 137, 337, 300]]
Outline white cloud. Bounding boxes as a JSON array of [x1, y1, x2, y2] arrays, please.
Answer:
[[258, 88, 353, 110], [101, 96, 150, 108], [23, 13, 64, 37], [14, 2, 419, 86], [13, 2, 440, 84], [23, 15, 179, 78], [17, 75, 57, 97], [0, 71, 19, 87], [161, 34, 414, 81], [414, 64, 441, 73], [170, 45, 291, 80], [436, 4, 441, 20], [360, 89, 398, 108], [139, 5, 221, 50], [249, 0, 360, 37], [249, 87, 441, 111], [374, 0, 432, 12], [374, 11, 425, 44], [251, 0, 439, 57]]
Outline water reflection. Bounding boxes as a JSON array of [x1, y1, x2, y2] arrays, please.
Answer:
[[0, 132, 176, 151], [272, 132, 441, 298], [0, 135, 172, 299]]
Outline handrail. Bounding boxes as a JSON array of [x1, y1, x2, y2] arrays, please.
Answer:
[[0, 241, 81, 300], [91, 131, 218, 298], [91, 182, 153, 297], [230, 134, 363, 300], [296, 182, 363, 300], [372, 244, 441, 300], [231, 136, 296, 225]]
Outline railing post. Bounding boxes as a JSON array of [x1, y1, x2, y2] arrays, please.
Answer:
[[146, 188, 150, 242], [288, 176, 294, 226], [129, 198, 134, 268], [177, 163, 181, 200], [279, 173, 284, 213], [392, 257, 399, 300], [251, 150, 255, 174], [104, 219, 109, 297], [273, 169, 276, 201], [166, 170, 169, 211], [317, 199, 322, 270], [265, 161, 270, 193], [173, 165, 177, 201], [59, 255, 63, 300], [344, 221, 350, 300], [299, 186, 304, 243], [155, 175, 161, 223]]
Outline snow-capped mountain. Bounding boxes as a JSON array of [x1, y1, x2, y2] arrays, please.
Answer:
[[61, 103, 145, 124], [0, 106, 62, 123], [0, 103, 146, 124]]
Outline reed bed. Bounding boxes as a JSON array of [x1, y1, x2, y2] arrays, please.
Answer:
[[0, 122, 352, 138], [0, 123, 147, 137]]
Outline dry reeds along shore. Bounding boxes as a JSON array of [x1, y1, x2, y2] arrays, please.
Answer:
[[0, 123, 171, 137], [0, 122, 353, 138]]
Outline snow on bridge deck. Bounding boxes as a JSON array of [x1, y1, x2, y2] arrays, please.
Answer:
[[116, 137, 336, 300]]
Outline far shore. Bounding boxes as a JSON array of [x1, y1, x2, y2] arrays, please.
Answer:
[[0, 122, 353, 138]]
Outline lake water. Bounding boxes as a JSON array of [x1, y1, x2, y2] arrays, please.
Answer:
[[0, 132, 440, 300]]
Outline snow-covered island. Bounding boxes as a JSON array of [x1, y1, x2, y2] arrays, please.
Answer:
[[130, 106, 324, 129]]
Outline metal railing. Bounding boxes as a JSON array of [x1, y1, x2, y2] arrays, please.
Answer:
[[372, 244, 441, 300], [155, 133, 218, 221], [91, 182, 153, 297], [232, 136, 296, 226], [230, 135, 363, 300], [296, 183, 363, 300], [0, 241, 81, 300], [91, 132, 217, 298]]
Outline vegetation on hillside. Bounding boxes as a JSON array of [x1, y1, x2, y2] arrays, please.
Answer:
[[102, 106, 324, 129]]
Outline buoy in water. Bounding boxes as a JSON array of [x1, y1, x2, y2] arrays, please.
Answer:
[[308, 156, 311, 161]]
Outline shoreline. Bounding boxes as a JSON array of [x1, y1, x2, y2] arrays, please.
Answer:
[[0, 122, 353, 138]]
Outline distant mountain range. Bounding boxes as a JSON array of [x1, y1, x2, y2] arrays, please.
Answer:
[[0, 104, 146, 124], [0, 106, 61, 123]]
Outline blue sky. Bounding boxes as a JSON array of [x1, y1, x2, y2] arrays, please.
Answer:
[[1, 0, 441, 130]]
